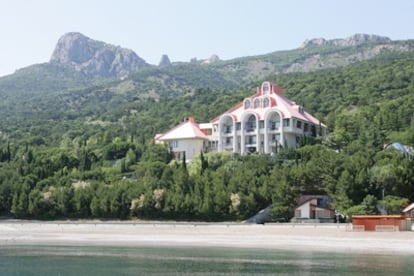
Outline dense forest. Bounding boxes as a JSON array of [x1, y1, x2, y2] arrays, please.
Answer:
[[0, 52, 413, 221]]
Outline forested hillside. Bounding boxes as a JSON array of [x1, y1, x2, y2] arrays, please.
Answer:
[[0, 47, 413, 221]]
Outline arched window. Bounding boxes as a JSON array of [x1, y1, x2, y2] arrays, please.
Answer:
[[246, 115, 256, 132], [244, 99, 251, 109], [254, 98, 260, 108], [263, 97, 270, 108], [262, 82, 270, 94]]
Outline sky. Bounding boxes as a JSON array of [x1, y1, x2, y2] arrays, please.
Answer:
[[0, 0, 413, 77]]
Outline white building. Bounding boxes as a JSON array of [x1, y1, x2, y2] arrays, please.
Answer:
[[156, 81, 327, 161], [155, 117, 210, 162], [293, 195, 335, 222]]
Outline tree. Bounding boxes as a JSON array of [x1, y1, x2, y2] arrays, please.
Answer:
[[7, 142, 11, 162], [200, 151, 208, 175], [379, 195, 409, 214], [270, 168, 297, 221], [331, 170, 353, 212], [11, 184, 30, 218], [73, 186, 93, 217], [54, 186, 73, 217], [362, 194, 379, 215], [125, 148, 137, 168]]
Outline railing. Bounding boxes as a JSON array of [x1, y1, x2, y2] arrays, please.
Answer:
[[269, 140, 278, 145], [245, 141, 257, 146], [223, 143, 233, 149]]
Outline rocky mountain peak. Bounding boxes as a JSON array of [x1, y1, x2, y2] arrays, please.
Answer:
[[50, 32, 148, 78], [202, 54, 221, 64], [301, 33, 391, 48], [342, 33, 391, 45], [158, 54, 171, 68], [301, 38, 329, 47]]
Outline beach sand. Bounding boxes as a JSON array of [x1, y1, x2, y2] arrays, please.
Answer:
[[1, 221, 413, 254]]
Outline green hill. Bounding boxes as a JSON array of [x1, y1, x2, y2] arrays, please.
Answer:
[[0, 37, 413, 221]]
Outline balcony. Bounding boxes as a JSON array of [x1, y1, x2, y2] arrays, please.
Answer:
[[245, 122, 256, 133], [245, 139, 257, 146], [268, 121, 280, 131], [224, 143, 234, 149]]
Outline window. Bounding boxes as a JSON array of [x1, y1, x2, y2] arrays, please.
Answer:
[[271, 134, 280, 142], [304, 123, 309, 132], [311, 125, 317, 137], [244, 100, 251, 109], [296, 121, 302, 129], [263, 97, 270, 108], [225, 137, 232, 146], [283, 119, 290, 127], [270, 121, 279, 130], [224, 125, 232, 134], [246, 115, 256, 132], [262, 83, 270, 94], [170, 141, 179, 148], [246, 136, 256, 144], [254, 98, 260, 108], [236, 122, 241, 130]]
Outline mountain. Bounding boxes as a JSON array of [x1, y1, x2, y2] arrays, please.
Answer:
[[102, 34, 414, 95], [1, 33, 414, 108], [50, 32, 149, 79], [301, 33, 391, 48]]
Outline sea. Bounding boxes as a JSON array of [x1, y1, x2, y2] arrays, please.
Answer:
[[0, 245, 413, 275]]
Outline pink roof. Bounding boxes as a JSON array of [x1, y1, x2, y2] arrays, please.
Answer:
[[211, 83, 325, 126], [156, 118, 209, 141]]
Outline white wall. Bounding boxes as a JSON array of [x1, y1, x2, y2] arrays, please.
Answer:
[[296, 203, 311, 218], [171, 138, 205, 161]]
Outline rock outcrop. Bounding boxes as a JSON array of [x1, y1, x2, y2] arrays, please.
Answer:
[[202, 54, 220, 64], [50, 32, 148, 78], [302, 33, 391, 48], [158, 54, 171, 68]]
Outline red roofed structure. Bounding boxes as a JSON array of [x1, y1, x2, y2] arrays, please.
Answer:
[[155, 82, 327, 161], [156, 117, 209, 161]]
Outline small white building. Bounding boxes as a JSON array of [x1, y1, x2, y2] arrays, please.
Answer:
[[155, 117, 209, 162], [403, 203, 414, 218], [294, 195, 335, 222]]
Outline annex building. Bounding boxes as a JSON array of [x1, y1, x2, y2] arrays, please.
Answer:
[[155, 81, 327, 161]]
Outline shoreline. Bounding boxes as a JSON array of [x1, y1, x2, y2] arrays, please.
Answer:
[[1, 220, 414, 254]]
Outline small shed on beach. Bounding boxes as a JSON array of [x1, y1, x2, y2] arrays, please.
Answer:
[[293, 195, 335, 223], [403, 203, 414, 218], [352, 215, 412, 231]]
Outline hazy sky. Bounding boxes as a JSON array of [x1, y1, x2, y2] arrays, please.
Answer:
[[0, 0, 413, 77]]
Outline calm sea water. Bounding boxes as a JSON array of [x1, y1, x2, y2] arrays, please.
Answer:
[[0, 245, 413, 275]]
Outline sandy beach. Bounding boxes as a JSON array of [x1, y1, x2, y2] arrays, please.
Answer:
[[1, 221, 413, 254]]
